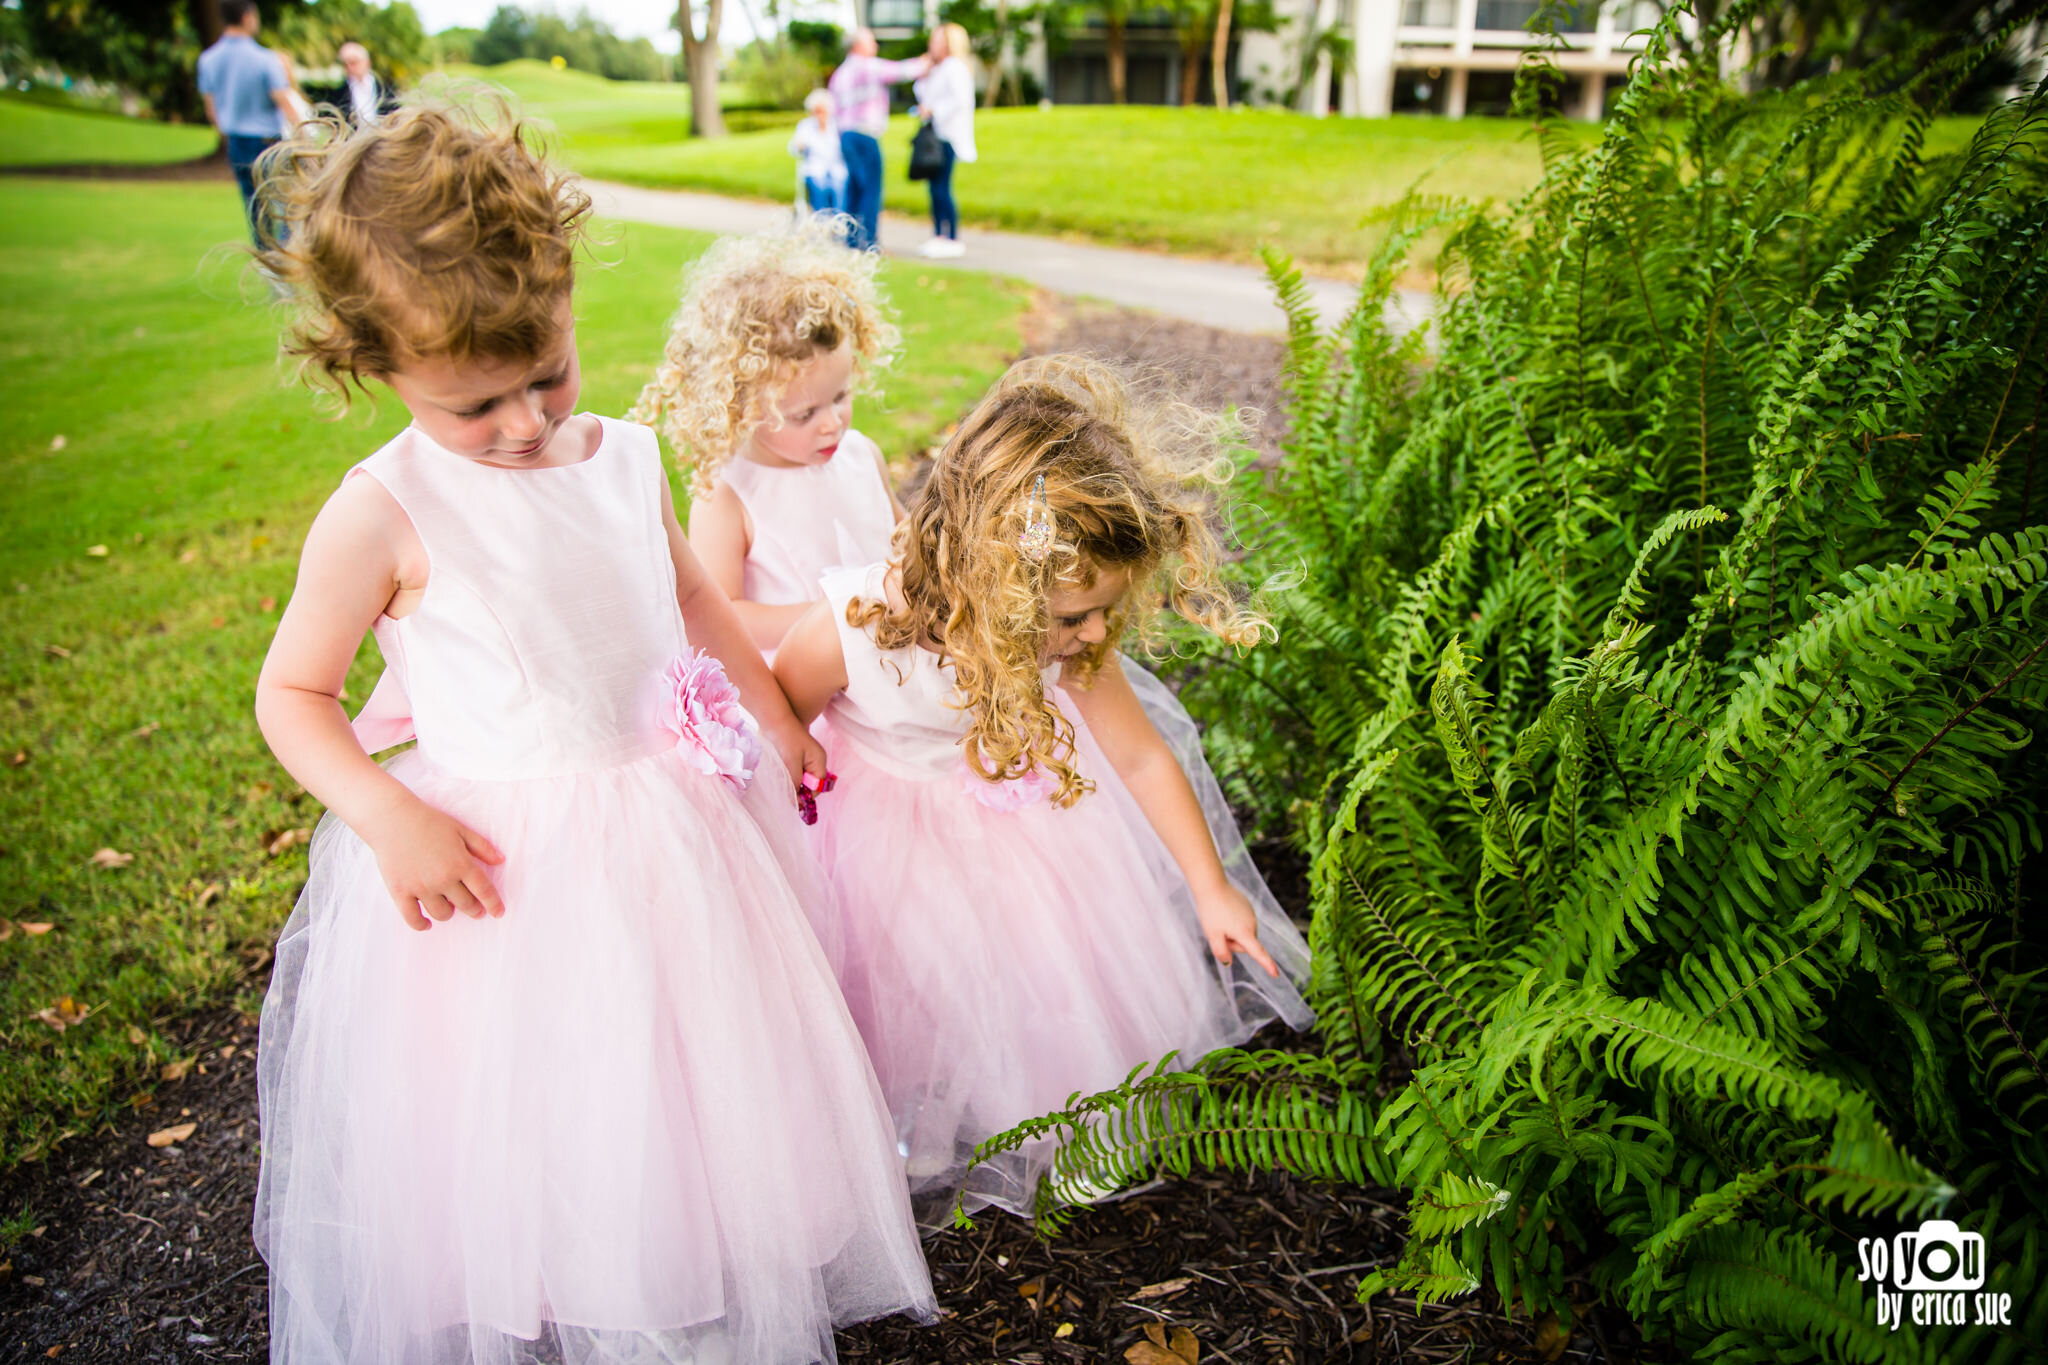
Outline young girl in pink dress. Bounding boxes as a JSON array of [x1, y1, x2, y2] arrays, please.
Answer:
[[248, 105, 933, 1364], [631, 222, 906, 658], [772, 355, 1313, 1215]]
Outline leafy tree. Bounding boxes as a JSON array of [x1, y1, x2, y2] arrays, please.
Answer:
[[15, 0, 215, 120], [470, 4, 535, 66]]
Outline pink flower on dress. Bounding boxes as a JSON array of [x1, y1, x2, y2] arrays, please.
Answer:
[[961, 758, 1059, 812], [660, 650, 761, 792]]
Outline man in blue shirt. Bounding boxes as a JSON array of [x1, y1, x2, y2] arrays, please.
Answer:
[[196, 0, 295, 243]]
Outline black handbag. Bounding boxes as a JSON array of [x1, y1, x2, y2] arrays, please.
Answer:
[[908, 119, 946, 181]]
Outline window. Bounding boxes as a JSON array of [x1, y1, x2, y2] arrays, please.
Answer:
[[1400, 0, 1457, 24]]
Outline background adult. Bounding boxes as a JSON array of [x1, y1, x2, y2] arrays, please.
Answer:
[[911, 23, 977, 259], [337, 41, 396, 126], [195, 0, 294, 244], [788, 89, 847, 215], [827, 28, 928, 252]]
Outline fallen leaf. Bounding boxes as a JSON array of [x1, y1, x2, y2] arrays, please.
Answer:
[[1017, 1278, 1043, 1300], [177, 549, 198, 564], [209, 616, 225, 629], [129, 722, 159, 739], [196, 882, 223, 908], [30, 1226, 45, 1237], [259, 595, 277, 612], [85, 545, 108, 558], [127, 1025, 147, 1046], [1534, 1312, 1569, 1362], [19, 922, 53, 935], [1131, 1277, 1195, 1301], [146, 1121, 197, 1148], [0, 921, 11, 942], [218, 1045, 237, 1059], [42, 643, 71, 659], [1054, 1323, 1075, 1339], [161, 1057, 194, 1082], [34, 996, 90, 1031], [1124, 1323, 1200, 1365], [243, 782, 274, 802], [49, 435, 66, 452], [268, 827, 311, 856], [8, 749, 27, 767], [89, 848, 134, 869], [251, 534, 271, 549]]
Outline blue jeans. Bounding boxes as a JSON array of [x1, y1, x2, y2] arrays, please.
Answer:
[[928, 141, 958, 239], [840, 130, 883, 251], [805, 177, 846, 214], [224, 132, 279, 245]]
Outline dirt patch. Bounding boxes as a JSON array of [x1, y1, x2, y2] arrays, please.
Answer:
[[1019, 294, 1292, 461], [0, 1009, 266, 1362]]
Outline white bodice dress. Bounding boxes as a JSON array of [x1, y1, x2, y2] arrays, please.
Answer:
[[254, 418, 934, 1365]]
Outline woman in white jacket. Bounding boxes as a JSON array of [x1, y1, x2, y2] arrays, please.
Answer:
[[911, 23, 977, 259]]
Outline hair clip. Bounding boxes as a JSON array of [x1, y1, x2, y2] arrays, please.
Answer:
[[1017, 473, 1055, 564]]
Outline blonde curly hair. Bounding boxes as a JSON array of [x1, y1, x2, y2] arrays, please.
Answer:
[[629, 218, 900, 493], [855, 354, 1268, 808], [253, 97, 591, 402]]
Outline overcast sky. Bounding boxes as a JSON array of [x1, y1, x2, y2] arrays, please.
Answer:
[[406, 0, 859, 53]]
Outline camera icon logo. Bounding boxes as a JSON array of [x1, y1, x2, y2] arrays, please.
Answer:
[[1892, 1220, 1986, 1292]]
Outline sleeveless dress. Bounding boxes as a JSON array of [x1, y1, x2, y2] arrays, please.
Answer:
[[254, 418, 934, 1365], [806, 563, 1314, 1216], [720, 430, 897, 612]]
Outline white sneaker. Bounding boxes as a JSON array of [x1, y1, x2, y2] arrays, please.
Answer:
[[915, 237, 947, 258], [932, 238, 965, 258]]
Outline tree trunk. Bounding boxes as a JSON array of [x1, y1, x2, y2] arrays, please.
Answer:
[[1209, 0, 1234, 110], [677, 0, 728, 137], [1107, 16, 1127, 104], [1179, 31, 1204, 107], [190, 0, 223, 49], [985, 0, 1009, 108]]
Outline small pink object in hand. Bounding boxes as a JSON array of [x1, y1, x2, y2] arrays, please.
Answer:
[[660, 650, 762, 792], [797, 770, 838, 825]]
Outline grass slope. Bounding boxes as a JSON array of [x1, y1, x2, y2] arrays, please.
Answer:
[[0, 93, 218, 168], [0, 176, 1027, 1166]]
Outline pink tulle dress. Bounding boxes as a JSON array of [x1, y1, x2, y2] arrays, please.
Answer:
[[805, 563, 1314, 1216], [253, 418, 935, 1365]]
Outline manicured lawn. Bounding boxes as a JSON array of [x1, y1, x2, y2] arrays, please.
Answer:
[[0, 92, 219, 167], [578, 100, 1587, 269], [0, 175, 1028, 1166]]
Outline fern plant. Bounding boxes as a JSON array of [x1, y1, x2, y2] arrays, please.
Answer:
[[973, 4, 2048, 1359]]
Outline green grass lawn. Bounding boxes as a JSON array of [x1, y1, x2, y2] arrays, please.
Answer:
[[0, 92, 219, 167], [0, 175, 1027, 1167]]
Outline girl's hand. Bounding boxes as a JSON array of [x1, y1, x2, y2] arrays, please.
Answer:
[[765, 716, 829, 797], [1194, 882, 1280, 977], [361, 797, 506, 932]]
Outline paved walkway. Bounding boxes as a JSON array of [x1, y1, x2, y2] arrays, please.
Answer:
[[584, 180, 1428, 338]]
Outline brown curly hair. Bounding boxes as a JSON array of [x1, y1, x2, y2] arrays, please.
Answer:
[[253, 97, 591, 400], [627, 218, 899, 493], [855, 355, 1268, 808]]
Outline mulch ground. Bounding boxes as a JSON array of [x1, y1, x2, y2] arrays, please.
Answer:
[[1, 303, 1659, 1363]]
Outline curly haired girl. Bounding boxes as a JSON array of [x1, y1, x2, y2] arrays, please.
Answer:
[[773, 354, 1313, 1215], [246, 102, 933, 1362], [631, 219, 905, 652]]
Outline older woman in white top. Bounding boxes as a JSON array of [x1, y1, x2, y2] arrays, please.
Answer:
[[911, 23, 977, 259]]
